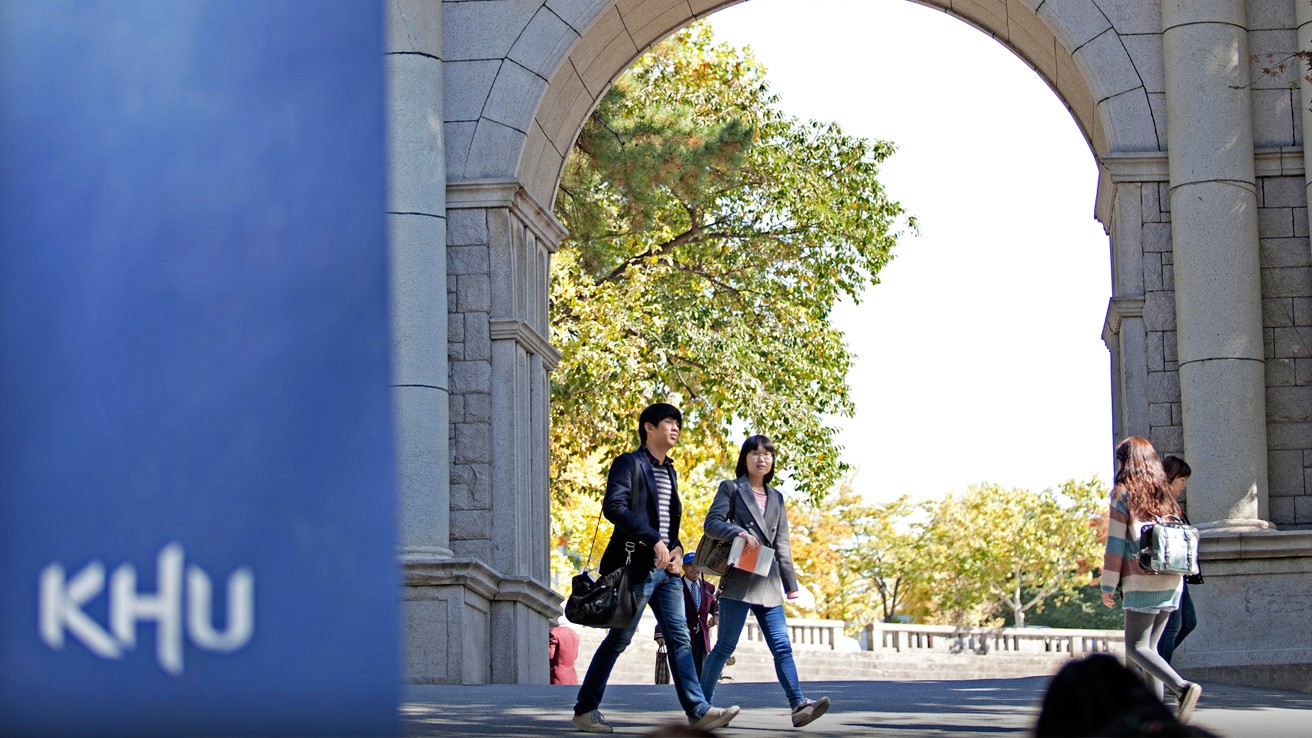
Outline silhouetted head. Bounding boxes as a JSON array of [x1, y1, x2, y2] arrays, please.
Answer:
[[1036, 654, 1214, 736]]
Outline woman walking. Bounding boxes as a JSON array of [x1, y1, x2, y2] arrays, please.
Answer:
[[1100, 437, 1203, 722], [698, 435, 830, 728], [1157, 455, 1200, 666]]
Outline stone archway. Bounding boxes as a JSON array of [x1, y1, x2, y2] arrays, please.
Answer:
[[388, 0, 1312, 690]]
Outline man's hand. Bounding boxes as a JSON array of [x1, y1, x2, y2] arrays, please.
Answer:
[[738, 530, 761, 550], [653, 540, 672, 571], [1101, 591, 1115, 608], [786, 591, 799, 600], [666, 546, 683, 574]]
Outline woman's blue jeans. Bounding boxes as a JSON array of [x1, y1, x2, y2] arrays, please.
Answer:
[[1157, 582, 1197, 664], [574, 568, 710, 720], [699, 598, 804, 708]]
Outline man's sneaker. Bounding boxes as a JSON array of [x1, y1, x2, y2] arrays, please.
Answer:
[[571, 710, 613, 734], [791, 696, 831, 727], [690, 705, 740, 731], [1177, 682, 1203, 723]]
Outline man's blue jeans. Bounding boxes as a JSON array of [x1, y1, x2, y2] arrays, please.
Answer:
[[700, 598, 804, 708], [575, 568, 710, 720]]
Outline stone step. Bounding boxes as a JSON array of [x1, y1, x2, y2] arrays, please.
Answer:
[[569, 625, 1076, 686]]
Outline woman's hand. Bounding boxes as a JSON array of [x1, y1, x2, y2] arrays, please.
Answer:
[[738, 530, 761, 550], [1100, 591, 1115, 608], [786, 591, 799, 600]]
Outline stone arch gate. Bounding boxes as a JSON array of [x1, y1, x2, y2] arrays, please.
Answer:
[[387, 1, 1312, 690]]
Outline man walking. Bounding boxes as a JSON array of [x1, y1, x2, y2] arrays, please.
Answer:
[[572, 403, 740, 734]]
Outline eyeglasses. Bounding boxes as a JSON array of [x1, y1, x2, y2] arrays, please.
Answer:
[[748, 451, 774, 460]]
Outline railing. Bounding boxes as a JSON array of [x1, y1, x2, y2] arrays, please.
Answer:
[[743, 617, 1123, 657], [862, 622, 1123, 657], [744, 617, 858, 650]]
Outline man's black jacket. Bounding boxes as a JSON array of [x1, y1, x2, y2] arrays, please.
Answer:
[[597, 448, 682, 577]]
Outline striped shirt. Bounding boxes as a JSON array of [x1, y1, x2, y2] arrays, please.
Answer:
[[1100, 486, 1183, 612], [650, 460, 673, 546]]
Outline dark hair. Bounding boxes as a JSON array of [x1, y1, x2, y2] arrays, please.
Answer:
[[735, 434, 777, 484], [1036, 654, 1214, 737], [1162, 455, 1192, 483], [638, 403, 682, 444], [1114, 436, 1180, 521]]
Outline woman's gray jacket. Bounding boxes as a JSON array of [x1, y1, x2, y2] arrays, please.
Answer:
[[702, 476, 797, 608]]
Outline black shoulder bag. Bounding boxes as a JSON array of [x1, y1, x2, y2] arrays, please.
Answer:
[[564, 458, 639, 629]]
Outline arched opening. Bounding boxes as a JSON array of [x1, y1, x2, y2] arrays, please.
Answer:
[[410, 0, 1312, 691], [541, 0, 1119, 681]]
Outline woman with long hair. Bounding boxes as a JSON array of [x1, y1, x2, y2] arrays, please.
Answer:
[[698, 435, 830, 728], [1100, 437, 1203, 722]]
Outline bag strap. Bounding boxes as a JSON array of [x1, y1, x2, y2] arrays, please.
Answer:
[[583, 453, 641, 570]]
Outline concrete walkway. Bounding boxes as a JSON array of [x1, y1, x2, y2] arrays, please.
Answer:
[[402, 678, 1312, 737]]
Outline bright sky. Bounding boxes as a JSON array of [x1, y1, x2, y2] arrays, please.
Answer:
[[709, 0, 1113, 503]]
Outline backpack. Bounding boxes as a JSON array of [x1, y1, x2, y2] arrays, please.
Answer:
[[1138, 515, 1200, 575]]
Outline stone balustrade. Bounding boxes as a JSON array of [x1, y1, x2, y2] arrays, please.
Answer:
[[739, 617, 1122, 658], [861, 622, 1123, 657]]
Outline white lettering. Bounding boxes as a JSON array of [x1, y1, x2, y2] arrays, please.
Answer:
[[110, 543, 184, 675], [38, 544, 254, 676], [186, 564, 254, 652], [39, 561, 122, 659]]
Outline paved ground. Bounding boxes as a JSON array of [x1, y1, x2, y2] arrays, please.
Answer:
[[402, 677, 1312, 737]]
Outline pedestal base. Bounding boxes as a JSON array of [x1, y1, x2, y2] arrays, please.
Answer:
[[1173, 530, 1312, 693], [403, 557, 561, 684]]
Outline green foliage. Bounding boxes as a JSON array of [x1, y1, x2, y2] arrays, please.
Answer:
[[787, 487, 933, 629], [550, 23, 911, 580], [1003, 584, 1124, 630], [918, 479, 1108, 627]]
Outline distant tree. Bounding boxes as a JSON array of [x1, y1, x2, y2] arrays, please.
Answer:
[[549, 23, 912, 582], [784, 483, 880, 631], [847, 494, 931, 623], [921, 479, 1107, 627]]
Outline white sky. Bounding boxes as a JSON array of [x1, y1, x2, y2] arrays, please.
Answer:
[[709, 0, 1114, 503]]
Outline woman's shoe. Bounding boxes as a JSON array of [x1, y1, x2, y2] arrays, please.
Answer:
[[791, 696, 831, 727], [1177, 682, 1203, 723]]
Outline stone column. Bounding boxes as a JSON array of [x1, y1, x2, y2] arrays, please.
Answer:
[[387, 0, 457, 681], [1300, 0, 1312, 262], [1160, 0, 1271, 530], [446, 182, 563, 684]]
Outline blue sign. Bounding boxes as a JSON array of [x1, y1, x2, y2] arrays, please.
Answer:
[[0, 2, 398, 735]]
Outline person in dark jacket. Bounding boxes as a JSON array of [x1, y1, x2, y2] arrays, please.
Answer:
[[571, 403, 740, 734], [655, 553, 719, 677], [1157, 455, 1200, 667]]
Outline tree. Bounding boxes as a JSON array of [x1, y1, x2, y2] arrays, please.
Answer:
[[920, 479, 1107, 627], [549, 24, 911, 581], [784, 483, 880, 630], [846, 494, 932, 623]]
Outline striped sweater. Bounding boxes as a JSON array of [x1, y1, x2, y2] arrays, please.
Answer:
[[1100, 487, 1183, 612]]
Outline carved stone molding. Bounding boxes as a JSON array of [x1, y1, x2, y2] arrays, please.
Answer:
[[489, 318, 561, 370], [1102, 296, 1145, 346], [447, 179, 568, 249], [403, 556, 561, 617]]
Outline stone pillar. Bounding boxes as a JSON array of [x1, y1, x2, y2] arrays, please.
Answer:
[[1160, 0, 1271, 530], [1099, 171, 1150, 446], [1299, 0, 1312, 261], [447, 182, 563, 684], [386, 0, 457, 681]]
